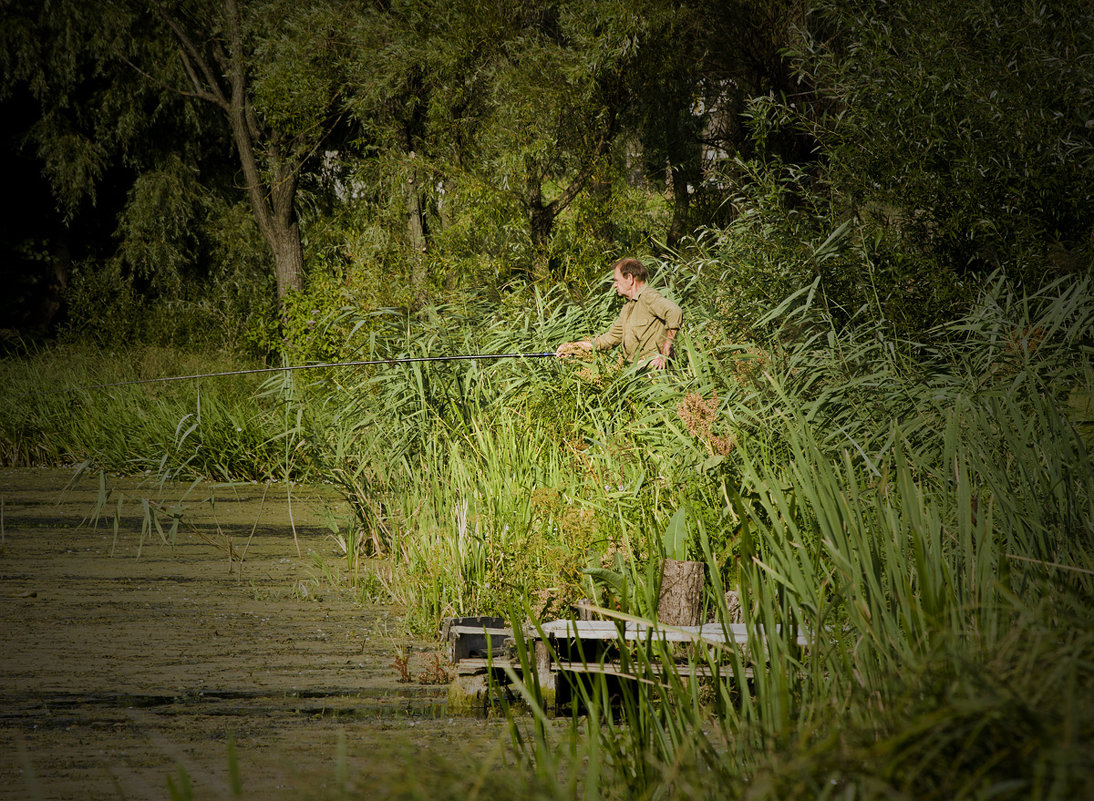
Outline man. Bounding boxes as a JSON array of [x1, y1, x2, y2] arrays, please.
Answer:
[[556, 257, 682, 370]]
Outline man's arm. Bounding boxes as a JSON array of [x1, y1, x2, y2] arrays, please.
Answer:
[[592, 315, 625, 351], [648, 292, 682, 370], [557, 309, 625, 358]]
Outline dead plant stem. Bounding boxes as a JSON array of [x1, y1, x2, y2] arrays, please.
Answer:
[[236, 482, 269, 580], [287, 483, 300, 558]]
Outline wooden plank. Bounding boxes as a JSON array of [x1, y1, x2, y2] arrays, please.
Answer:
[[535, 620, 808, 647], [447, 625, 512, 637], [441, 615, 507, 639], [454, 657, 515, 674], [553, 660, 754, 680], [455, 655, 753, 681]]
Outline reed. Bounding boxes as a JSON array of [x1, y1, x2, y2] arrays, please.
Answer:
[[0, 344, 306, 481], [497, 270, 1094, 799], [3, 264, 1091, 797]]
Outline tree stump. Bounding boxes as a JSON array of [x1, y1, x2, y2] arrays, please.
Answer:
[[574, 599, 597, 621], [657, 559, 705, 626], [723, 589, 743, 623]]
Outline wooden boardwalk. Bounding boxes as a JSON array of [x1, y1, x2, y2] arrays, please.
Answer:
[[444, 615, 805, 713]]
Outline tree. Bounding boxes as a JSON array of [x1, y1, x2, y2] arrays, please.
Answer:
[[387, 0, 634, 280], [341, 0, 641, 284], [2, 0, 357, 308], [342, 1, 448, 304], [143, 0, 356, 300], [483, 1, 631, 278], [622, 0, 811, 248], [797, 0, 1094, 281], [0, 0, 211, 336]]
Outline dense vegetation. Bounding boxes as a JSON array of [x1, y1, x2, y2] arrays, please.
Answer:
[[2, 0, 1092, 797]]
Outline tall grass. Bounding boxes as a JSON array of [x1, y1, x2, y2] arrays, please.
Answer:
[[2, 262, 1091, 796], [0, 344, 310, 480], [305, 283, 695, 628], [498, 271, 1094, 799]]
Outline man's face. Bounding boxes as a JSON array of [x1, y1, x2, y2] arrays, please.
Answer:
[[612, 266, 636, 299]]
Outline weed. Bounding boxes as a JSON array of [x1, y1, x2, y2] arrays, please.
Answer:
[[415, 652, 452, 685], [390, 646, 412, 683]]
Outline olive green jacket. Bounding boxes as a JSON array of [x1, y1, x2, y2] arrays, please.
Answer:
[[593, 286, 683, 363]]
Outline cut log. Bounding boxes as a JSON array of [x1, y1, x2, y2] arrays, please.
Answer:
[[657, 559, 705, 626], [724, 589, 743, 623], [574, 599, 597, 621]]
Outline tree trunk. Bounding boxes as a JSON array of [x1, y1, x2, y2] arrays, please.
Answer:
[[529, 202, 555, 280], [667, 163, 691, 250], [404, 153, 429, 306], [523, 147, 607, 280], [269, 218, 305, 299], [525, 168, 555, 280], [235, 142, 305, 300], [589, 167, 614, 244], [167, 0, 307, 302], [657, 559, 705, 626]]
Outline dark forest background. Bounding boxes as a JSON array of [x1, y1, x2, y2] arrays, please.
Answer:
[[3, 0, 1089, 355]]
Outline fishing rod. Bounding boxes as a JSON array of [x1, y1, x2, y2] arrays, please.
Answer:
[[82, 351, 557, 390]]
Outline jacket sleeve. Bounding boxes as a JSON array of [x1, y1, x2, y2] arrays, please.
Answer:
[[593, 311, 625, 350]]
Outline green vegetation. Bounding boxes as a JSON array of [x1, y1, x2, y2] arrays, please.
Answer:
[[3, 256, 1091, 798], [500, 271, 1094, 800], [2, 0, 1092, 796]]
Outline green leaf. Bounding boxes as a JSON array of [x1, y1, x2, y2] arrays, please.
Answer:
[[702, 453, 726, 472], [663, 506, 688, 561], [581, 567, 628, 598]]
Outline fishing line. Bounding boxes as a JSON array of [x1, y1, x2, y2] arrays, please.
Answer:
[[80, 351, 557, 390]]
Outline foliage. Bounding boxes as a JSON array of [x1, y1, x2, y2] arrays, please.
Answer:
[[500, 268, 1094, 800], [0, 345, 307, 480], [792, 0, 1094, 286], [4, 0, 1094, 793], [2, 245, 1092, 798]]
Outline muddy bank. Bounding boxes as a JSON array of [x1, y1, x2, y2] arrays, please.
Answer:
[[0, 468, 510, 800]]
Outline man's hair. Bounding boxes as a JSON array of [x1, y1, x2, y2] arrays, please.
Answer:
[[613, 257, 648, 283]]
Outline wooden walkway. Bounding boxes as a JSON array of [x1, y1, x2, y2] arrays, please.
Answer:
[[443, 616, 805, 713]]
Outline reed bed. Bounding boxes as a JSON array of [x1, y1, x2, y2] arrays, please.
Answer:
[[0, 344, 308, 481], [2, 268, 1091, 797], [498, 273, 1094, 799]]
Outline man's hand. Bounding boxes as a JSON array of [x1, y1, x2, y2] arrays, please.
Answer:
[[648, 340, 673, 370], [556, 340, 593, 358]]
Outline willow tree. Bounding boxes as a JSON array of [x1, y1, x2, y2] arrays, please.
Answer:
[[475, 0, 633, 278], [798, 0, 1094, 284], [142, 0, 357, 299], [2, 0, 358, 306], [342, 1, 451, 304]]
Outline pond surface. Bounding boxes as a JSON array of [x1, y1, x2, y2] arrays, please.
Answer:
[[0, 468, 511, 799]]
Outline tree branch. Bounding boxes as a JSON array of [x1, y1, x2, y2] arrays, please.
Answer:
[[149, 0, 229, 110], [115, 52, 221, 108], [176, 47, 228, 110], [548, 131, 611, 218]]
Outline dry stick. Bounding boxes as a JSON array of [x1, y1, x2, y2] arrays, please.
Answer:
[[287, 483, 300, 558], [1, 495, 5, 545], [1005, 553, 1094, 576], [185, 508, 240, 567], [236, 482, 269, 581]]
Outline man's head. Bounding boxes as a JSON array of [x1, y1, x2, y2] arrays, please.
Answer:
[[611, 257, 647, 300]]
